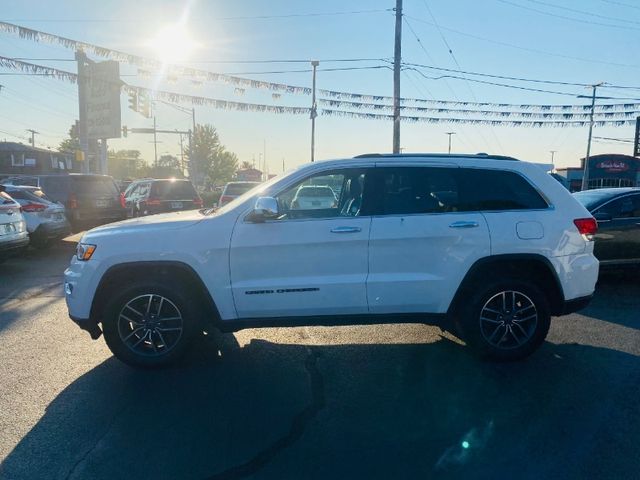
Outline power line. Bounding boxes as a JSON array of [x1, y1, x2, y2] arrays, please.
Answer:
[[10, 57, 389, 64], [1, 9, 393, 23], [496, 0, 640, 31], [404, 14, 640, 70], [598, 0, 640, 10], [524, 0, 640, 25]]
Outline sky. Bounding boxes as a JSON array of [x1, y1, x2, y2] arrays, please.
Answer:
[[0, 0, 639, 174]]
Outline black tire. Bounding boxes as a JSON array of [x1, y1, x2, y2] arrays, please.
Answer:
[[454, 279, 550, 361], [102, 281, 199, 368]]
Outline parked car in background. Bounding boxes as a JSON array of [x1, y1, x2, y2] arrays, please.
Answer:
[[219, 181, 260, 207], [573, 187, 640, 268], [2, 185, 70, 248], [124, 178, 203, 217], [291, 185, 337, 210], [0, 187, 28, 261], [34, 174, 126, 232]]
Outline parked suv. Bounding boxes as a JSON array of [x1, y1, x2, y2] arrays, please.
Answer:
[[124, 178, 203, 217], [65, 154, 599, 368], [25, 174, 126, 232]]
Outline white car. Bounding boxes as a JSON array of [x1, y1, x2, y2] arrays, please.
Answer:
[[64, 153, 599, 368], [0, 188, 28, 261], [291, 185, 337, 210], [2, 185, 71, 248]]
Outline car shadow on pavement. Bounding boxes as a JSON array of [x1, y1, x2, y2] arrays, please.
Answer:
[[1, 333, 638, 480], [581, 272, 640, 329]]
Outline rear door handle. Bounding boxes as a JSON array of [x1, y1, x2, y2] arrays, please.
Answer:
[[331, 226, 362, 233], [449, 221, 479, 229]]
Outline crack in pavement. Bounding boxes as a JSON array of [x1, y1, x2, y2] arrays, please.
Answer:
[[204, 349, 325, 480], [63, 402, 131, 480]]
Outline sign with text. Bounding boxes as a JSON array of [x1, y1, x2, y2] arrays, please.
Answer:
[[86, 61, 121, 139], [634, 116, 640, 157]]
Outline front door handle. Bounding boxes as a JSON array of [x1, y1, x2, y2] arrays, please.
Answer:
[[449, 221, 479, 229], [331, 226, 362, 233]]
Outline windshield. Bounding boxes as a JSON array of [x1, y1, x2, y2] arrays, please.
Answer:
[[151, 180, 197, 199], [224, 183, 260, 195], [72, 177, 119, 195]]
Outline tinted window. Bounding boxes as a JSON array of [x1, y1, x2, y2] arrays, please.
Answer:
[[373, 167, 547, 215], [71, 177, 118, 195], [41, 177, 70, 201], [596, 196, 639, 218], [150, 180, 197, 199], [573, 190, 620, 210]]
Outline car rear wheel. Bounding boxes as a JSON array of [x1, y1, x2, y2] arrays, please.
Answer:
[[102, 282, 198, 368], [455, 279, 550, 361]]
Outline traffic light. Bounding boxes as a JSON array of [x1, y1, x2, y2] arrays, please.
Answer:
[[128, 92, 138, 112], [139, 94, 151, 118], [122, 125, 128, 138]]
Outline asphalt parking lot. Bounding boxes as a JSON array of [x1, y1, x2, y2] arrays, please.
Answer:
[[0, 242, 639, 479]]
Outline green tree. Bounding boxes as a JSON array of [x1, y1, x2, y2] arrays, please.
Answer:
[[148, 154, 183, 178], [107, 149, 146, 179], [240, 160, 253, 170], [59, 123, 80, 153], [189, 124, 238, 186]]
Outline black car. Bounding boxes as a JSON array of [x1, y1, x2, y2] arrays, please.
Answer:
[[35, 174, 127, 232], [124, 178, 203, 217], [573, 188, 640, 268]]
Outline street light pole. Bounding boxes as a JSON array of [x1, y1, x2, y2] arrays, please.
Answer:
[[392, 0, 403, 154], [581, 83, 604, 191], [445, 132, 455, 154], [550, 150, 556, 170]]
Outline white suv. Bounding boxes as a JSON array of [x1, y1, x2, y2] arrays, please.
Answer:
[[64, 154, 599, 367]]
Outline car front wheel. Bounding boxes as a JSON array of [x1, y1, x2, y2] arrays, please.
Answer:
[[455, 279, 551, 361], [102, 282, 198, 368]]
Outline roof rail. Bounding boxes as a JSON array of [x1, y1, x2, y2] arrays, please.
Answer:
[[353, 152, 519, 161]]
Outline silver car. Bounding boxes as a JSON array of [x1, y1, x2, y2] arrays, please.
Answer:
[[3, 185, 71, 248], [0, 188, 28, 261]]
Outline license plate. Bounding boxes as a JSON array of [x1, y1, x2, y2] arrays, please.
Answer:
[[96, 199, 109, 208], [312, 201, 320, 206], [55, 213, 65, 220], [2, 223, 16, 234], [171, 202, 183, 209]]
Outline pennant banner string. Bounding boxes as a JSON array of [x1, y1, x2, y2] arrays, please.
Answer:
[[2, 21, 640, 113]]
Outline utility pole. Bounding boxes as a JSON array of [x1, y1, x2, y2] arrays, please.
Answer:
[[75, 50, 90, 173], [310, 60, 319, 162], [179, 132, 185, 176], [26, 129, 39, 147], [263, 139, 267, 180], [550, 150, 556, 170], [581, 83, 604, 191], [153, 116, 158, 167], [393, 0, 403, 154], [445, 132, 455, 154], [191, 107, 197, 185]]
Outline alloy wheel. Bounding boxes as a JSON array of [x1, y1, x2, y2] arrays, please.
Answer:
[[479, 290, 538, 350]]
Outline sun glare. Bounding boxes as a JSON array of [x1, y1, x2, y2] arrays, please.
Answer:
[[149, 24, 199, 63]]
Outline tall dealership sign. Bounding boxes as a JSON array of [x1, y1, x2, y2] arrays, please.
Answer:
[[76, 52, 121, 174], [86, 60, 122, 140]]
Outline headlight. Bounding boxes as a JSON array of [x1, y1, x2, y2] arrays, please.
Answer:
[[76, 243, 97, 261]]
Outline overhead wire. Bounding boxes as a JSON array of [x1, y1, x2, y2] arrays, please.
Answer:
[[523, 0, 640, 25]]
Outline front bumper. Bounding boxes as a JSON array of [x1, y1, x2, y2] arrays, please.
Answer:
[[70, 314, 102, 339]]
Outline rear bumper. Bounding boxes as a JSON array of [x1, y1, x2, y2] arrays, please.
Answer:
[[560, 294, 593, 315], [31, 221, 71, 243], [0, 235, 29, 257]]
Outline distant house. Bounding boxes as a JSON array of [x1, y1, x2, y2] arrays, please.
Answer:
[[0, 142, 78, 176]]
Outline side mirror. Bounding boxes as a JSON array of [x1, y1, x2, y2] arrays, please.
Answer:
[[248, 196, 279, 222], [593, 212, 612, 222]]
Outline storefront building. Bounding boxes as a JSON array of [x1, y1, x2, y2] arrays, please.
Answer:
[[555, 154, 640, 192]]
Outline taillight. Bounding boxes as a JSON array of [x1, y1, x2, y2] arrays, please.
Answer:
[[193, 197, 203, 208], [119, 192, 126, 209], [68, 193, 78, 209], [145, 197, 161, 206], [20, 202, 47, 212], [574, 218, 598, 239]]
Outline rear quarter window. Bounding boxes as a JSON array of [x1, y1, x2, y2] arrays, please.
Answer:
[[71, 177, 119, 196]]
